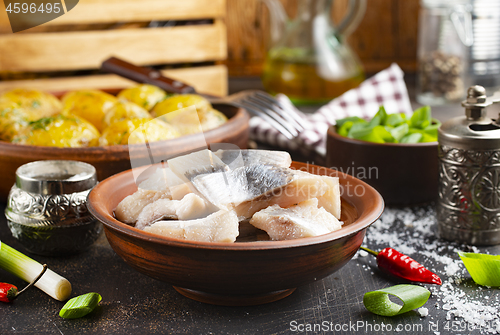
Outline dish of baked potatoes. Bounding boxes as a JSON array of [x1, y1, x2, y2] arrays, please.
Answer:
[[0, 85, 228, 147]]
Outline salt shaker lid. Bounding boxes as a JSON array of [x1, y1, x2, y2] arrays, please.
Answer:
[[438, 85, 500, 149], [15, 160, 97, 195]]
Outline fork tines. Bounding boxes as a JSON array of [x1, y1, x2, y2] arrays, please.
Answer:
[[235, 91, 305, 140]]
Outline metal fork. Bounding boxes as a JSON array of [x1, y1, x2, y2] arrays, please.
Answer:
[[101, 57, 305, 140], [211, 90, 304, 139]]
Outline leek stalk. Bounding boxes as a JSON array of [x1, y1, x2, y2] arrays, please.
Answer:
[[0, 241, 71, 301]]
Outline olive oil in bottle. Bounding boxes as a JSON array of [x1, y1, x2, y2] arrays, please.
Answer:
[[262, 57, 364, 105]]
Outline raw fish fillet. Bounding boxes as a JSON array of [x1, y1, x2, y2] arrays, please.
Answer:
[[249, 198, 342, 240], [162, 166, 194, 200], [138, 167, 169, 191], [167, 149, 228, 184], [214, 149, 292, 170], [176, 193, 216, 220], [317, 176, 341, 220], [138, 166, 195, 201], [115, 189, 171, 224], [135, 198, 177, 230], [192, 165, 328, 219], [144, 210, 239, 243], [135, 193, 216, 229]]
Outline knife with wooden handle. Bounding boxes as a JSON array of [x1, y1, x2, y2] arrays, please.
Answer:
[[101, 57, 196, 94]]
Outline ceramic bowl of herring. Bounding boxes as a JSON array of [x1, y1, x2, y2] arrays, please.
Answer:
[[87, 149, 384, 306]]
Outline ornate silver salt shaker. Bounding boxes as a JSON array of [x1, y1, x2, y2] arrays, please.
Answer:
[[437, 85, 500, 245], [5, 160, 101, 256]]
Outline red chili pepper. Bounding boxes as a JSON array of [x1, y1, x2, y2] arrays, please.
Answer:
[[0, 264, 48, 303], [0, 283, 18, 303], [360, 246, 442, 285]]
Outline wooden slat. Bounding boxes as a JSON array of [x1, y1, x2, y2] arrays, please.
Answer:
[[0, 65, 228, 97], [54, 0, 226, 25], [0, 21, 227, 72], [0, 0, 225, 32]]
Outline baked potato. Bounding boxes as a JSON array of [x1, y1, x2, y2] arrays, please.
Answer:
[[160, 106, 228, 135], [103, 100, 152, 128], [99, 118, 180, 146], [12, 114, 100, 147], [152, 94, 212, 117], [117, 84, 168, 111], [0, 88, 62, 120], [0, 100, 31, 141], [61, 90, 118, 132]]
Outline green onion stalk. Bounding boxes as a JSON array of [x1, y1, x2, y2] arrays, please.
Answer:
[[0, 241, 71, 301]]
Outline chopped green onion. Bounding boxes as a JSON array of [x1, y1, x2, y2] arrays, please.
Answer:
[[458, 252, 500, 287], [386, 113, 404, 127], [410, 105, 432, 129], [390, 123, 409, 142], [400, 132, 423, 144], [363, 284, 430, 316], [59, 292, 102, 319], [336, 116, 365, 128], [335, 105, 437, 143], [0, 241, 71, 301]]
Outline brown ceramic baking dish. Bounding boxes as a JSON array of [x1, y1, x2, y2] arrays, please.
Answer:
[[0, 100, 249, 202], [87, 161, 384, 306]]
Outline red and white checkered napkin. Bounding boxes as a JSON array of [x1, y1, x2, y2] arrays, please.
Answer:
[[249, 63, 413, 156]]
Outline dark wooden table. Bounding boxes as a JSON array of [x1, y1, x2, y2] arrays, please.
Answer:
[[2, 203, 499, 335], [2, 77, 500, 335]]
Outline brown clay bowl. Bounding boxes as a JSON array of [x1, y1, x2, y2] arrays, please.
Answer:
[[87, 161, 384, 306], [0, 103, 249, 203], [326, 126, 438, 205]]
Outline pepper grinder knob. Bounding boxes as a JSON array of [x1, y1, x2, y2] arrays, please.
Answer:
[[467, 85, 486, 102], [462, 85, 488, 120]]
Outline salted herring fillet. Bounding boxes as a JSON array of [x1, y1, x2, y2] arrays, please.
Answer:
[[135, 193, 215, 230], [317, 176, 341, 220], [162, 166, 193, 200], [214, 149, 292, 170], [167, 149, 229, 184], [249, 198, 342, 240], [115, 189, 171, 224], [144, 210, 239, 242], [135, 198, 177, 230], [192, 165, 328, 219], [138, 167, 169, 191]]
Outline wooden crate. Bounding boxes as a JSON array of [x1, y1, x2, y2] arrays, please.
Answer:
[[0, 0, 228, 96]]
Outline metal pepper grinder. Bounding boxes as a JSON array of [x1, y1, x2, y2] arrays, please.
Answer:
[[437, 85, 500, 245]]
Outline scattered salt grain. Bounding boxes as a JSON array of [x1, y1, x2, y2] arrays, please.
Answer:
[[418, 307, 429, 317], [359, 250, 368, 257]]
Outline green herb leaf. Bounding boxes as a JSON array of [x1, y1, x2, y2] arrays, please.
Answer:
[[336, 116, 366, 128], [347, 122, 374, 139], [373, 125, 395, 143], [338, 121, 354, 137], [389, 123, 409, 142], [386, 113, 404, 127], [458, 252, 500, 287], [59, 292, 102, 319], [368, 106, 388, 128], [410, 106, 431, 129], [363, 284, 430, 316], [400, 132, 423, 144]]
